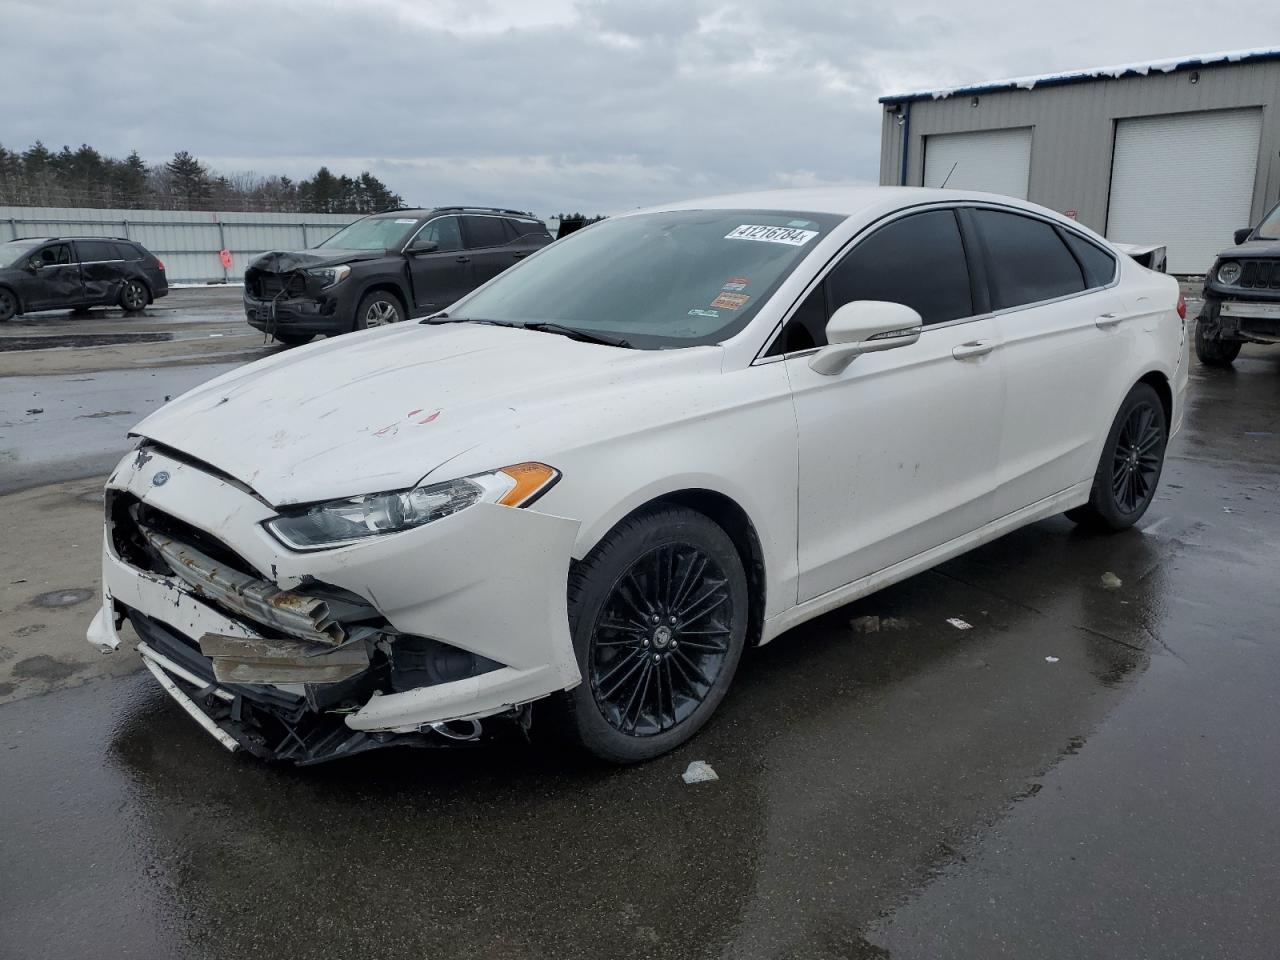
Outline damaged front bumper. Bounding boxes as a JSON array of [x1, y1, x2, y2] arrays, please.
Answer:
[[89, 445, 582, 764]]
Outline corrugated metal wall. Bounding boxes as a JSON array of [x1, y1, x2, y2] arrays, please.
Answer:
[[0, 206, 360, 283], [879, 58, 1280, 245]]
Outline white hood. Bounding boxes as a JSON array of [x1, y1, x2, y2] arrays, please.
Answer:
[[132, 323, 698, 506]]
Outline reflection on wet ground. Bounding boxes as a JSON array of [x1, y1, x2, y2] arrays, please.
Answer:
[[1, 349, 1278, 960]]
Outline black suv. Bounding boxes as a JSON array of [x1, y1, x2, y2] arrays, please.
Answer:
[[243, 207, 553, 345], [0, 237, 168, 322], [1198, 200, 1280, 366]]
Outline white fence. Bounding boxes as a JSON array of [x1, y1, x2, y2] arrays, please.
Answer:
[[0, 206, 361, 283]]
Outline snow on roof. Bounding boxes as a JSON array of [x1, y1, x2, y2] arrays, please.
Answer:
[[880, 47, 1280, 104]]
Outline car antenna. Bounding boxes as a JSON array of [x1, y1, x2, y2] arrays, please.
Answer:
[[939, 162, 958, 189]]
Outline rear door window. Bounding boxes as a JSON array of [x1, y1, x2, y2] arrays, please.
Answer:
[[462, 216, 508, 249], [77, 240, 118, 262], [1061, 232, 1117, 289], [826, 209, 973, 327], [971, 210, 1085, 309]]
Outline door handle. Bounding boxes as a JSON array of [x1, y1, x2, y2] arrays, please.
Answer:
[[952, 340, 995, 360], [1095, 312, 1122, 329], [455, 256, 471, 264]]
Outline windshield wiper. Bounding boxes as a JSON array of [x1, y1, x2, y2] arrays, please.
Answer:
[[421, 315, 516, 328], [521, 322, 632, 348]]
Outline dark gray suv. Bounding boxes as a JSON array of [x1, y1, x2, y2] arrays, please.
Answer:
[[0, 237, 168, 321], [243, 207, 553, 345]]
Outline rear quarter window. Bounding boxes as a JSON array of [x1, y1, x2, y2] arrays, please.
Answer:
[[1062, 232, 1117, 288]]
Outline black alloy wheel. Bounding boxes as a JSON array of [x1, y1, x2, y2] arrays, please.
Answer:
[[1111, 402, 1163, 515], [120, 279, 148, 313], [1067, 382, 1167, 531], [590, 542, 734, 736], [0, 288, 16, 322], [555, 506, 748, 762]]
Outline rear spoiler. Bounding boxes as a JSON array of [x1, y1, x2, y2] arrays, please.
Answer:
[[1113, 242, 1167, 273]]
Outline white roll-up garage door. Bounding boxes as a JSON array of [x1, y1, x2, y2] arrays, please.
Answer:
[[922, 128, 1033, 199], [1107, 109, 1261, 275]]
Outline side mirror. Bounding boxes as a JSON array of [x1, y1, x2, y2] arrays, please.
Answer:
[[1233, 227, 1252, 246], [409, 239, 439, 255], [28, 257, 42, 272], [809, 301, 922, 375]]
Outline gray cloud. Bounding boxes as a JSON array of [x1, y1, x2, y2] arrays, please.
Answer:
[[5, 0, 1279, 214]]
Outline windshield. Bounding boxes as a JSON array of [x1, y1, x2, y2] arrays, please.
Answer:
[[449, 209, 844, 348], [1, 240, 42, 268], [1255, 203, 1280, 240], [317, 216, 420, 250]]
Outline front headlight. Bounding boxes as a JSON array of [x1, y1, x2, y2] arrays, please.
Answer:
[[265, 462, 559, 551], [306, 264, 351, 288], [1217, 260, 1243, 285]]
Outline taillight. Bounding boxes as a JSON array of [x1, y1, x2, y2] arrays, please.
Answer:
[[1176, 293, 1186, 320], [156, 258, 166, 272]]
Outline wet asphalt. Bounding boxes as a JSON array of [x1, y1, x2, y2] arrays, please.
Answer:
[[1, 337, 1279, 958]]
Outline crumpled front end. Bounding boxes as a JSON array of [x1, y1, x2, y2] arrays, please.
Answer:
[[89, 444, 581, 764]]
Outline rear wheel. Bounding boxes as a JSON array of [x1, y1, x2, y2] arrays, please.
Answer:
[[0, 288, 16, 322], [1194, 323, 1241, 367], [119, 279, 148, 313], [1066, 382, 1167, 531], [554, 506, 748, 763], [353, 291, 404, 330]]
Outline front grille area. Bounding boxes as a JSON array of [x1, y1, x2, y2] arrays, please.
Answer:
[[1239, 259, 1280, 289], [107, 490, 261, 579], [249, 271, 306, 299]]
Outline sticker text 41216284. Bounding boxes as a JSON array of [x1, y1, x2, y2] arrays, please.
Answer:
[[725, 224, 818, 246]]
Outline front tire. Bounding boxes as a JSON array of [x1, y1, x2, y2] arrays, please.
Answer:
[[353, 291, 404, 330], [119, 279, 148, 313], [1067, 383, 1167, 531], [1195, 322, 1241, 367], [0, 287, 16, 322], [555, 506, 748, 763]]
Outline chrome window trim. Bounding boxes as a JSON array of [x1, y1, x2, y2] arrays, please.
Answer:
[[752, 199, 1122, 364]]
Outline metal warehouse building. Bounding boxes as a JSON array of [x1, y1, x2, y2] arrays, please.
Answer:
[[878, 48, 1280, 274]]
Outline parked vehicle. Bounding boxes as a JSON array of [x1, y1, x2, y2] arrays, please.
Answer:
[[1197, 201, 1280, 365], [90, 187, 1188, 765], [243, 207, 553, 345], [0, 237, 167, 321]]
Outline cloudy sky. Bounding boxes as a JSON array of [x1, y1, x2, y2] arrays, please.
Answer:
[[6, 0, 1280, 214]]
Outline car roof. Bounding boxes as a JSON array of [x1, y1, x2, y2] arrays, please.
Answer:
[[630, 185, 1062, 219], [6, 236, 136, 243]]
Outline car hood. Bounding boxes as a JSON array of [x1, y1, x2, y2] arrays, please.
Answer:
[[131, 324, 710, 506], [1216, 238, 1280, 259], [246, 248, 388, 273]]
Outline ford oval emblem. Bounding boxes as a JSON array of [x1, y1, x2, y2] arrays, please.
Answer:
[[151, 470, 170, 487]]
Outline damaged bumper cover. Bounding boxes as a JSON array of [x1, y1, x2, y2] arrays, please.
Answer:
[[89, 446, 581, 763]]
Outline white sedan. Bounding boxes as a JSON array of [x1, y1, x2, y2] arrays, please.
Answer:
[[88, 187, 1188, 764]]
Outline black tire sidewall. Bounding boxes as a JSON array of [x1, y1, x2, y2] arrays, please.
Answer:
[[562, 506, 749, 763], [1194, 322, 1241, 366], [0, 288, 16, 322], [1087, 383, 1168, 530], [354, 291, 404, 331]]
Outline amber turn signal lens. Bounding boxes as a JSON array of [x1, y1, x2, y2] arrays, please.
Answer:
[[496, 462, 560, 506]]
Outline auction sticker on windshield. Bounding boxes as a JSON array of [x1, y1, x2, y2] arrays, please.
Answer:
[[725, 224, 818, 245]]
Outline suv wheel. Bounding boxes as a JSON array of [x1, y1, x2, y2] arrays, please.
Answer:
[[354, 291, 404, 330], [1066, 382, 1167, 531], [553, 505, 748, 763], [119, 279, 148, 313], [1194, 322, 1242, 367], [0, 288, 16, 322]]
